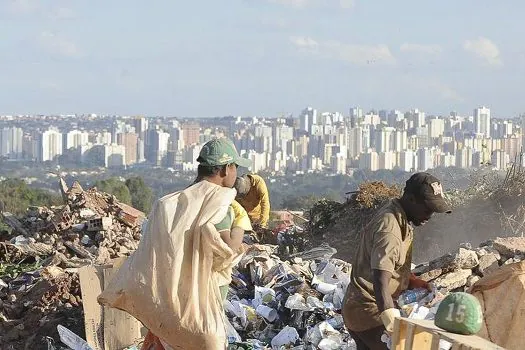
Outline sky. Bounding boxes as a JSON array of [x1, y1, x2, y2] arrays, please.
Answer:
[[1, 0, 525, 118]]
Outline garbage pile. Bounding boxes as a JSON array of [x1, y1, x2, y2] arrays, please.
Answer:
[[0, 179, 145, 350], [224, 243, 357, 349]]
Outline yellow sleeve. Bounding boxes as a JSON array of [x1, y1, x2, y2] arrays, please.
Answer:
[[252, 175, 270, 227], [231, 200, 253, 231]]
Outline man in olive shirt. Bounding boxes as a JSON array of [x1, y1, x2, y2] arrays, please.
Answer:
[[342, 173, 451, 350]]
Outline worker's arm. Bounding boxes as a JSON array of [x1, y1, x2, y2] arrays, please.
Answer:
[[219, 227, 244, 252], [255, 176, 270, 227], [373, 269, 395, 311], [370, 226, 402, 333]]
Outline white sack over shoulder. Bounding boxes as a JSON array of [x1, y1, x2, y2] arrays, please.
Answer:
[[98, 181, 237, 350]]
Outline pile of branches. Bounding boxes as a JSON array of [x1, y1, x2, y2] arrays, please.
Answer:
[[305, 182, 401, 260]]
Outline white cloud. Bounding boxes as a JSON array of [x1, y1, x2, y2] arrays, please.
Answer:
[[38, 31, 81, 58], [400, 43, 442, 55], [289, 36, 395, 65], [463, 37, 502, 66], [289, 36, 319, 50]]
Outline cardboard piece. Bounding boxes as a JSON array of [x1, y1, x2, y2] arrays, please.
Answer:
[[79, 258, 144, 350]]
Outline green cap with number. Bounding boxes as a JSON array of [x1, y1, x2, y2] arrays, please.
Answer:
[[197, 138, 251, 168], [435, 292, 483, 335]]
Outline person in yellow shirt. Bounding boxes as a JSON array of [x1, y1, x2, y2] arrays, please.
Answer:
[[214, 200, 252, 301], [234, 174, 270, 228]]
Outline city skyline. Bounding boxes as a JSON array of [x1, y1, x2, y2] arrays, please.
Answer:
[[1, 1, 525, 117], [0, 105, 522, 175]]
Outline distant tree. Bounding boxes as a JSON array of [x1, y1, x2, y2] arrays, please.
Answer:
[[0, 178, 61, 215], [94, 177, 132, 205], [281, 192, 340, 211], [125, 176, 154, 213]]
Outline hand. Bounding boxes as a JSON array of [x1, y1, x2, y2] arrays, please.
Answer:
[[380, 308, 401, 333], [408, 273, 431, 290]]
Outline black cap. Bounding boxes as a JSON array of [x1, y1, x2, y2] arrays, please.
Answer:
[[404, 172, 452, 214]]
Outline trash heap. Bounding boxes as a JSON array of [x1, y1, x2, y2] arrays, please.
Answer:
[[224, 243, 357, 349], [0, 179, 145, 350]]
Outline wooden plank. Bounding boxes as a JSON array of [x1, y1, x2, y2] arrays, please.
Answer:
[[102, 264, 143, 350], [412, 325, 435, 350], [393, 319, 408, 350], [430, 333, 441, 350], [398, 318, 505, 350], [392, 318, 402, 350], [405, 323, 415, 350], [79, 266, 105, 350]]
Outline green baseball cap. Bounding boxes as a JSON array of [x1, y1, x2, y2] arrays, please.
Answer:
[[197, 138, 252, 168]]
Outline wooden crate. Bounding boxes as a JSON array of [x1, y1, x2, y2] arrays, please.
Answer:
[[391, 317, 505, 350]]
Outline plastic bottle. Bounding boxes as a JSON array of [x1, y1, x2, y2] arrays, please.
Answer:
[[397, 288, 429, 307], [57, 325, 93, 350]]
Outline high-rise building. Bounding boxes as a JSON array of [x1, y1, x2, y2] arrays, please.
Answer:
[[456, 147, 473, 168], [491, 150, 508, 170], [116, 132, 138, 165], [417, 148, 434, 171], [133, 116, 149, 139], [38, 128, 63, 162], [474, 106, 491, 138], [359, 151, 379, 171], [182, 122, 200, 146], [374, 127, 394, 153], [378, 151, 394, 170], [399, 150, 417, 172], [64, 130, 89, 150], [299, 107, 317, 134], [0, 127, 23, 159], [349, 107, 363, 128], [428, 117, 445, 139], [393, 130, 407, 152], [348, 127, 363, 159]]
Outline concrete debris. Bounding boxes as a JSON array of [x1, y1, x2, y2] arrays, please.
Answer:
[[413, 238, 524, 293], [0, 178, 145, 349], [476, 253, 500, 277], [428, 248, 479, 273], [432, 269, 472, 290], [492, 237, 525, 258]]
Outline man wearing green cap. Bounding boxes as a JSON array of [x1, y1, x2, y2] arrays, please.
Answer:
[[194, 137, 253, 302], [121, 137, 253, 350], [342, 172, 451, 350]]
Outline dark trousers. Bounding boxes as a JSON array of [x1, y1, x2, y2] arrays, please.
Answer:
[[348, 326, 388, 350]]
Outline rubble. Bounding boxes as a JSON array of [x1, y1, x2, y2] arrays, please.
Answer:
[[476, 253, 499, 277], [413, 238, 525, 293], [1, 172, 525, 349], [492, 237, 525, 258], [0, 179, 145, 349]]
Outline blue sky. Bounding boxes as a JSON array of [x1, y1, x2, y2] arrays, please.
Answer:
[[1, 0, 524, 117]]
